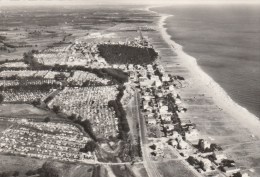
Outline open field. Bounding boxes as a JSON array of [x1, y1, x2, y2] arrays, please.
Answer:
[[0, 154, 45, 175], [0, 104, 57, 118], [111, 164, 149, 177], [157, 160, 197, 177]]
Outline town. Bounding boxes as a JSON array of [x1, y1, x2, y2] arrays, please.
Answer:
[[0, 32, 251, 177]]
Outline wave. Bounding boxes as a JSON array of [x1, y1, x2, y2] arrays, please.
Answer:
[[147, 7, 260, 136]]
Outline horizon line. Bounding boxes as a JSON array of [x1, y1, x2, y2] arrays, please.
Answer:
[[1, 0, 260, 7]]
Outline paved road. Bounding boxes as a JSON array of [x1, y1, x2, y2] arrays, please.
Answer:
[[134, 92, 163, 177]]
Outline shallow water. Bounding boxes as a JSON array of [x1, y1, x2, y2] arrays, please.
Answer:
[[153, 5, 260, 118]]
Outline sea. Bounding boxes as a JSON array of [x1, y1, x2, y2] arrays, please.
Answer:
[[153, 5, 260, 118]]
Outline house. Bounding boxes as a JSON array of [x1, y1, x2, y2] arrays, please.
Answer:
[[200, 158, 212, 172], [147, 118, 156, 125], [159, 105, 168, 113], [178, 139, 189, 150], [241, 173, 250, 177], [185, 129, 199, 141], [223, 166, 240, 174], [150, 75, 160, 82], [147, 64, 153, 72], [213, 151, 227, 163], [171, 131, 181, 139], [142, 100, 150, 110], [155, 80, 162, 87], [139, 69, 147, 77], [198, 139, 211, 151], [140, 80, 153, 87], [168, 85, 175, 91], [175, 98, 182, 105], [162, 75, 170, 82], [128, 64, 134, 71], [129, 71, 136, 80], [164, 124, 174, 131], [170, 139, 178, 148], [161, 115, 171, 122]]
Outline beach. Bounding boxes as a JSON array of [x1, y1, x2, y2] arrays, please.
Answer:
[[148, 7, 260, 176]]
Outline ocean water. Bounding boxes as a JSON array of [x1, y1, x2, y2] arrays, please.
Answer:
[[153, 5, 260, 118]]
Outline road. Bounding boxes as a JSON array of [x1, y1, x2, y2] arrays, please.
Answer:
[[134, 92, 204, 177], [133, 91, 163, 177]]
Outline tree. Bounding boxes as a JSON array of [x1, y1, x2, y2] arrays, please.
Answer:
[[0, 94, 4, 103], [81, 141, 97, 152], [40, 161, 60, 177], [25, 170, 36, 176], [13, 171, 19, 177], [54, 73, 67, 81], [68, 114, 77, 121], [52, 105, 61, 114], [44, 117, 51, 123], [32, 98, 41, 106]]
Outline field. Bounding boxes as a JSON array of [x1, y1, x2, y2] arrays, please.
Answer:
[[0, 154, 45, 176], [111, 164, 149, 177], [157, 160, 197, 177], [0, 104, 56, 118]]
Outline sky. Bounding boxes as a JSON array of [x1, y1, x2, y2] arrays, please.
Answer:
[[0, 0, 260, 6]]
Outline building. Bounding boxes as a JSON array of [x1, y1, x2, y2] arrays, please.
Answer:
[[213, 151, 227, 163], [223, 166, 240, 174], [200, 158, 212, 172], [185, 129, 199, 141], [241, 173, 250, 177], [198, 139, 211, 151], [147, 118, 156, 125], [162, 75, 170, 82], [178, 139, 189, 150]]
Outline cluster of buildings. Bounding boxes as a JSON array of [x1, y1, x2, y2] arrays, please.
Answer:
[[0, 79, 60, 87], [48, 86, 119, 139], [0, 119, 94, 163], [1, 88, 52, 103], [125, 62, 246, 177], [99, 37, 152, 49], [34, 41, 108, 68], [0, 61, 28, 68], [0, 70, 70, 80], [67, 70, 110, 86]]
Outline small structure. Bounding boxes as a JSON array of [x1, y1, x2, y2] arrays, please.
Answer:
[[213, 151, 227, 163], [223, 166, 240, 174], [198, 139, 211, 151], [185, 129, 199, 141]]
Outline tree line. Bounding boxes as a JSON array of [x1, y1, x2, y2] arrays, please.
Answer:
[[108, 85, 130, 140]]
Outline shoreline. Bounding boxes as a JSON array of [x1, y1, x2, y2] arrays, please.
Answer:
[[147, 7, 260, 140]]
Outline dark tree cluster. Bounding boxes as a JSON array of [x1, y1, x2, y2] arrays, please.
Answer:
[[80, 140, 97, 153], [0, 35, 6, 42], [23, 50, 40, 68], [12, 54, 128, 84], [0, 83, 60, 92], [108, 86, 130, 140], [74, 119, 97, 142], [0, 171, 19, 177], [39, 162, 60, 177], [0, 94, 4, 103], [98, 44, 158, 65]]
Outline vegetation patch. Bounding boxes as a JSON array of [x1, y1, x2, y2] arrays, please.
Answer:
[[98, 44, 158, 65]]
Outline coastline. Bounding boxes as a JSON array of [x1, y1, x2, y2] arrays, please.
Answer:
[[145, 6, 260, 176], [148, 7, 260, 138]]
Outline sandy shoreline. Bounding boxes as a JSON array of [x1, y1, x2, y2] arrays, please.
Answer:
[[145, 6, 260, 176], [148, 7, 260, 138]]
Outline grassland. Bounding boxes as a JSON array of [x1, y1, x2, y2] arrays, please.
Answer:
[[157, 160, 197, 177]]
